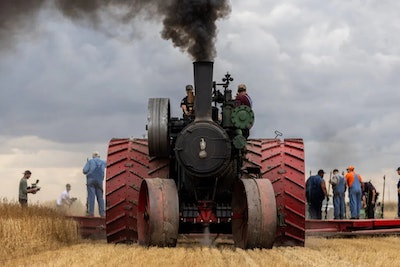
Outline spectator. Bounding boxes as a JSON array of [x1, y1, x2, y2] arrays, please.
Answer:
[[18, 170, 39, 207], [397, 167, 400, 218], [345, 166, 364, 219], [306, 169, 328, 219], [235, 84, 252, 108], [181, 84, 195, 119], [57, 184, 76, 213], [362, 181, 377, 219], [330, 169, 346, 219], [83, 151, 106, 217]]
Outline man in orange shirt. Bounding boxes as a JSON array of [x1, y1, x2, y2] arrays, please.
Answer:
[[345, 166, 364, 219]]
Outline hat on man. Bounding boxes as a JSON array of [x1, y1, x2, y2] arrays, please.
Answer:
[[185, 84, 193, 91], [347, 166, 354, 171], [237, 84, 247, 92], [23, 170, 31, 175], [92, 151, 100, 158], [317, 169, 325, 175]]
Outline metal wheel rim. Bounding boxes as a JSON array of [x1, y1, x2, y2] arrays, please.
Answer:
[[232, 178, 277, 249], [148, 98, 170, 157], [138, 178, 179, 247]]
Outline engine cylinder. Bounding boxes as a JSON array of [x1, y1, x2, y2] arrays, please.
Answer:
[[175, 122, 231, 178]]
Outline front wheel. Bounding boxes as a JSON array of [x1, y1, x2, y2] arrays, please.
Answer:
[[232, 178, 277, 249], [138, 178, 179, 247]]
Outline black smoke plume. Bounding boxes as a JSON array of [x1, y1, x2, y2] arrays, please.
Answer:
[[0, 0, 231, 61]]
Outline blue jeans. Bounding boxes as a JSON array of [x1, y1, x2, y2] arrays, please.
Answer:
[[333, 193, 345, 219], [398, 194, 400, 217], [349, 188, 361, 219], [309, 201, 323, 219], [86, 178, 105, 216]]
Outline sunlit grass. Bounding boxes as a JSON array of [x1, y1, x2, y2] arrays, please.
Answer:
[[0, 199, 80, 261]]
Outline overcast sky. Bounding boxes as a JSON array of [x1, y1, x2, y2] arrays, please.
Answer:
[[1, 1, 400, 207]]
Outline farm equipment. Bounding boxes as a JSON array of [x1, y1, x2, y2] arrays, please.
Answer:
[[104, 61, 306, 248]]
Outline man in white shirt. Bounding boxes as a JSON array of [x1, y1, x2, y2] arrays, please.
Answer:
[[57, 184, 75, 212]]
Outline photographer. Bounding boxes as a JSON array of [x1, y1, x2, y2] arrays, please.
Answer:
[[18, 170, 39, 207]]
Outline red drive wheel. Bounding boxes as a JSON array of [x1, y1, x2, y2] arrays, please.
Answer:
[[105, 138, 169, 243], [245, 138, 306, 246], [232, 178, 277, 249], [138, 178, 179, 247]]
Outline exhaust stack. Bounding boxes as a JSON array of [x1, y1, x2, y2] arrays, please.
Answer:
[[193, 61, 213, 122]]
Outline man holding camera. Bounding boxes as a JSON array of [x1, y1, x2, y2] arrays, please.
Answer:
[[18, 170, 39, 207]]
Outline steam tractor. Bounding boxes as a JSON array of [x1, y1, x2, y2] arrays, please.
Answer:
[[105, 61, 306, 248]]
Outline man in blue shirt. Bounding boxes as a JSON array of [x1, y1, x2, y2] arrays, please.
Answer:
[[306, 169, 328, 219], [83, 151, 106, 217]]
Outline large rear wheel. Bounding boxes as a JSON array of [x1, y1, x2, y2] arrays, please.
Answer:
[[232, 178, 277, 249], [105, 138, 169, 243], [137, 178, 179, 247], [245, 138, 306, 246]]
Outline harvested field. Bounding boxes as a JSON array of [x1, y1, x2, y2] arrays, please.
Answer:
[[1, 201, 400, 266], [3, 237, 400, 267]]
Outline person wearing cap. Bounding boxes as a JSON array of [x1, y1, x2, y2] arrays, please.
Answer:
[[180, 84, 195, 119], [305, 169, 328, 219], [18, 170, 39, 207], [57, 184, 76, 213], [83, 151, 106, 217], [345, 166, 364, 219], [330, 169, 347, 219], [397, 167, 400, 218], [235, 84, 253, 108], [362, 181, 377, 219]]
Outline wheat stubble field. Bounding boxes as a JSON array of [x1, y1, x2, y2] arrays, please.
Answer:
[[1, 201, 400, 267]]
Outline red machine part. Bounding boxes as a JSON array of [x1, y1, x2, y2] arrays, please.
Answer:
[[196, 201, 218, 224], [245, 138, 306, 246], [138, 178, 179, 247], [306, 219, 400, 236], [105, 138, 169, 243], [69, 216, 106, 239]]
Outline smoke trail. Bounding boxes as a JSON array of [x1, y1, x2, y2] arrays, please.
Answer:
[[0, 1, 46, 50], [161, 1, 231, 61], [0, 0, 231, 61]]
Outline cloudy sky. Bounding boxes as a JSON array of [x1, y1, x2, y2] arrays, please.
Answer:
[[1, 1, 399, 207]]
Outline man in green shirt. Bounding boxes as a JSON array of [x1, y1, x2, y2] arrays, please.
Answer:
[[19, 170, 39, 207]]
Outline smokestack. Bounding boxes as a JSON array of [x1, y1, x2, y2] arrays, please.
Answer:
[[193, 61, 213, 122]]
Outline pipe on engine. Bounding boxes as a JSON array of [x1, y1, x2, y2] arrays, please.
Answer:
[[193, 61, 213, 122]]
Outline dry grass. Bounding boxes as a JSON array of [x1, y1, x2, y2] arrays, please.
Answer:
[[1, 200, 400, 266], [3, 237, 400, 267], [0, 200, 80, 262]]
